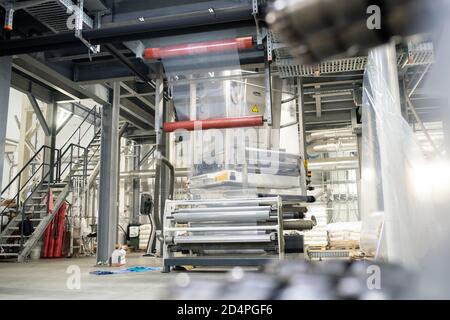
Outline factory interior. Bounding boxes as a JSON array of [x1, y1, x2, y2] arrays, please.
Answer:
[[0, 0, 450, 300]]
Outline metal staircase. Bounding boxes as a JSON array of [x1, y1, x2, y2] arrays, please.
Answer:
[[0, 106, 102, 262]]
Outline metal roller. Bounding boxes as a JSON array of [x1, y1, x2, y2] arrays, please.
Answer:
[[174, 206, 271, 213], [172, 209, 271, 223], [163, 116, 264, 132], [172, 234, 273, 244], [283, 219, 316, 231], [144, 36, 254, 59]]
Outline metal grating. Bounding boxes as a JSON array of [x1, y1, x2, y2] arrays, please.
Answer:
[[277, 56, 368, 78], [25, 0, 93, 33], [276, 43, 434, 78], [406, 42, 434, 66]]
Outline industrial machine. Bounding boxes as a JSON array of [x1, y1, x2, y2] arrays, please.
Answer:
[[135, 32, 318, 271]]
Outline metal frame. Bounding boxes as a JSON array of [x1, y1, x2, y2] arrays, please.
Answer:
[[162, 197, 284, 272]]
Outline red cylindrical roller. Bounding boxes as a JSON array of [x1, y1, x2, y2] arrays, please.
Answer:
[[163, 115, 264, 132], [41, 190, 54, 258], [53, 202, 68, 258], [144, 36, 253, 59]]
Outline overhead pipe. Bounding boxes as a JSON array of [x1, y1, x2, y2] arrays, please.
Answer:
[[308, 157, 359, 171], [163, 115, 264, 132], [144, 36, 254, 60], [307, 139, 358, 156], [306, 128, 354, 143]]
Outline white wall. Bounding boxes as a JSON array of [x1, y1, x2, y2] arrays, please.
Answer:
[[2, 88, 25, 192]]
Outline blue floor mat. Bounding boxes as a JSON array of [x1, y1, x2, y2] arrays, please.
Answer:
[[90, 266, 161, 275]]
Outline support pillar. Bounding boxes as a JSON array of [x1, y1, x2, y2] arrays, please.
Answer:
[[296, 78, 307, 195], [0, 56, 12, 188], [152, 63, 166, 256], [132, 144, 141, 222], [47, 102, 57, 182], [97, 82, 120, 264]]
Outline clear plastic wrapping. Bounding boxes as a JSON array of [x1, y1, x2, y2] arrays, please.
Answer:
[[146, 31, 301, 199], [360, 43, 444, 268]]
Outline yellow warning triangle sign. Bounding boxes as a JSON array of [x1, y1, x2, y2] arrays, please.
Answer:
[[251, 104, 259, 113]]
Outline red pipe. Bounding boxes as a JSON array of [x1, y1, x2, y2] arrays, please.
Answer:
[[163, 115, 264, 132], [144, 36, 253, 59]]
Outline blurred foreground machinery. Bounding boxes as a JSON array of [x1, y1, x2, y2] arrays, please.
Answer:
[[266, 0, 449, 65], [164, 260, 412, 299]]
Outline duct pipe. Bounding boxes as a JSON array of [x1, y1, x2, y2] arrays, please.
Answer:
[[307, 139, 358, 156], [306, 129, 354, 143], [120, 168, 189, 179], [308, 157, 359, 171], [163, 116, 263, 132]]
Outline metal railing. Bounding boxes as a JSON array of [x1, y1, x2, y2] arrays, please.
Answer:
[[60, 104, 99, 154], [1, 146, 60, 235], [1, 104, 102, 251]]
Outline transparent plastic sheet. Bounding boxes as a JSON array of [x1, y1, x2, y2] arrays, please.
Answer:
[[360, 43, 444, 269], [408, 17, 450, 298], [145, 31, 301, 199]]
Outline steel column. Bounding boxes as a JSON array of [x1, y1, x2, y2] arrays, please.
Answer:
[[43, 101, 57, 182], [97, 83, 120, 264], [49, 102, 57, 182], [132, 144, 141, 223], [0, 56, 11, 188], [0, 57, 12, 186], [150, 63, 165, 256], [297, 78, 307, 195]]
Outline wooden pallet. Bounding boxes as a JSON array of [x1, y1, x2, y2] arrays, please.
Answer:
[[328, 241, 360, 251]]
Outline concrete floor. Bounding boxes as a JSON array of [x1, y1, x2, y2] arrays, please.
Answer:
[[0, 253, 232, 300]]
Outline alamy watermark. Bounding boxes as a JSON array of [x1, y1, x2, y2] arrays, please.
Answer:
[[366, 264, 381, 290], [66, 265, 81, 290], [367, 5, 381, 30]]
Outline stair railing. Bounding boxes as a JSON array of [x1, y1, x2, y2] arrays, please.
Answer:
[[18, 143, 87, 250], [0, 146, 59, 235], [60, 104, 99, 161]]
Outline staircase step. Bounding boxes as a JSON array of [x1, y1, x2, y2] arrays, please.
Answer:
[[0, 235, 30, 238], [41, 182, 67, 187], [25, 204, 46, 207], [0, 253, 19, 257], [27, 210, 47, 214], [0, 244, 20, 247]]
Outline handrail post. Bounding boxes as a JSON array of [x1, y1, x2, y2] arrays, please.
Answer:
[[70, 146, 73, 183], [84, 148, 88, 186], [19, 173, 24, 250]]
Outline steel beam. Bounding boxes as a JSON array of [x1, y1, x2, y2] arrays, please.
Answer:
[[120, 82, 154, 110], [14, 55, 110, 106], [104, 44, 155, 89], [74, 58, 150, 84], [11, 69, 58, 103], [0, 56, 12, 188], [0, 1, 254, 56], [97, 83, 120, 265], [119, 98, 153, 130], [26, 93, 50, 136]]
